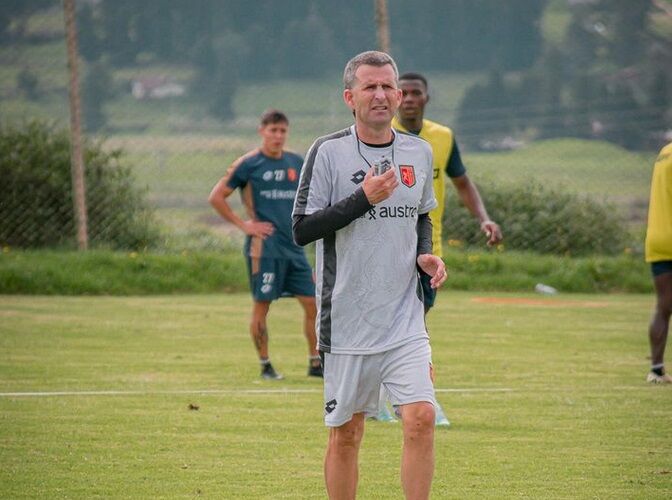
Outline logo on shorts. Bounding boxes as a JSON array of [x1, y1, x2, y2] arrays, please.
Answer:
[[399, 165, 416, 187], [325, 398, 337, 414], [261, 272, 275, 294], [350, 170, 366, 184]]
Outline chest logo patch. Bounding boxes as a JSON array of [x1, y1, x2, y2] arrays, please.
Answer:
[[287, 168, 298, 182], [399, 165, 416, 188], [350, 170, 366, 185]]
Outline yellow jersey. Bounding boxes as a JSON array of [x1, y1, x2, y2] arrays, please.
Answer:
[[645, 142, 672, 262], [392, 117, 461, 257]]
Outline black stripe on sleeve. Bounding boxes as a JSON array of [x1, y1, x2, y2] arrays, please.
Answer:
[[416, 212, 433, 256], [319, 232, 337, 353], [293, 190, 373, 246]]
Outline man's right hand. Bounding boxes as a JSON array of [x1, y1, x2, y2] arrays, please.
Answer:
[[242, 220, 275, 239], [362, 167, 398, 204]]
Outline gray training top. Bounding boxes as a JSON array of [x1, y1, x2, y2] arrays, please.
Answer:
[[292, 125, 437, 355]]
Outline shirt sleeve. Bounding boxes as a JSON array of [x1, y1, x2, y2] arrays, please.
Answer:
[[416, 212, 433, 256], [293, 190, 373, 246], [225, 157, 250, 190], [293, 140, 332, 216], [418, 143, 438, 214], [292, 139, 374, 246], [445, 138, 467, 178]]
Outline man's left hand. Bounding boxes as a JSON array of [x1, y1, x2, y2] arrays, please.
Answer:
[[417, 254, 448, 289], [481, 220, 502, 246]]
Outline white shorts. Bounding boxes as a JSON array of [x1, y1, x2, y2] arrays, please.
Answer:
[[322, 337, 436, 427]]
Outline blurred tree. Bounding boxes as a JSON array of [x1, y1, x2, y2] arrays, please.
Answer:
[[564, 16, 598, 72], [0, 0, 52, 42], [648, 69, 670, 133], [608, 0, 651, 67], [81, 0, 545, 76], [391, 0, 544, 71], [456, 67, 517, 148], [77, 2, 102, 62], [456, 81, 491, 148], [100, 0, 138, 66], [597, 82, 645, 149], [279, 7, 338, 78], [568, 72, 597, 139], [82, 61, 115, 132], [194, 32, 247, 122], [537, 47, 565, 138], [457, 0, 669, 150], [508, 71, 544, 134]]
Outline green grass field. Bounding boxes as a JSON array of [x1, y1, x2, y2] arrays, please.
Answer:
[[1, 292, 670, 498]]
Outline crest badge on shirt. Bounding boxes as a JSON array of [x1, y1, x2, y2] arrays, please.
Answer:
[[399, 165, 416, 188], [287, 168, 298, 182]]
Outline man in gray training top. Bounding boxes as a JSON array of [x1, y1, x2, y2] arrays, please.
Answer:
[[293, 50, 447, 500]]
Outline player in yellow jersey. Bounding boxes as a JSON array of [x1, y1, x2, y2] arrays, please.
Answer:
[[375, 73, 502, 425], [644, 142, 672, 384], [393, 73, 502, 264]]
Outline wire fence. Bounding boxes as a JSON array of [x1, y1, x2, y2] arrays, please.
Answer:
[[1, 1, 668, 256]]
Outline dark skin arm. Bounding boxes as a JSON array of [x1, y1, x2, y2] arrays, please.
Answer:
[[450, 174, 502, 246]]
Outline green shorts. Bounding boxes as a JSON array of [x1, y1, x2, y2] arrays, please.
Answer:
[[246, 255, 315, 302], [420, 272, 437, 310], [652, 260, 672, 277]]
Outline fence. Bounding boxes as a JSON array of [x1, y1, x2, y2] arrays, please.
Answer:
[[1, 1, 669, 256]]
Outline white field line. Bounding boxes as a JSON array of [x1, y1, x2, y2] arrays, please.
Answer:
[[0, 387, 514, 398]]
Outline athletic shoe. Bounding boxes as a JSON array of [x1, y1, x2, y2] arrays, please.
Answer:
[[646, 372, 672, 384], [392, 403, 451, 427], [308, 363, 323, 378], [370, 404, 397, 423], [261, 362, 284, 380], [434, 403, 451, 427]]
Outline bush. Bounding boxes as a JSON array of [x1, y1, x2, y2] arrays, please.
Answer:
[[0, 249, 651, 295], [0, 121, 159, 250], [82, 61, 115, 132], [443, 182, 632, 256]]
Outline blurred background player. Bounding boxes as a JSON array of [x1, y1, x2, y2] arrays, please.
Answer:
[[209, 109, 321, 380], [644, 141, 672, 384], [374, 72, 503, 425]]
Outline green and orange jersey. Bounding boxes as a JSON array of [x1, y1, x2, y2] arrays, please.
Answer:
[[224, 149, 305, 259], [392, 117, 466, 257], [645, 142, 672, 263]]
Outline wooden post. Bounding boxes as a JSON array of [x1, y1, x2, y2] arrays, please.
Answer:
[[374, 0, 391, 54], [63, 0, 88, 250]]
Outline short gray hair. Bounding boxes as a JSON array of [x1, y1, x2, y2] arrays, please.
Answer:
[[342, 51, 399, 89]]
